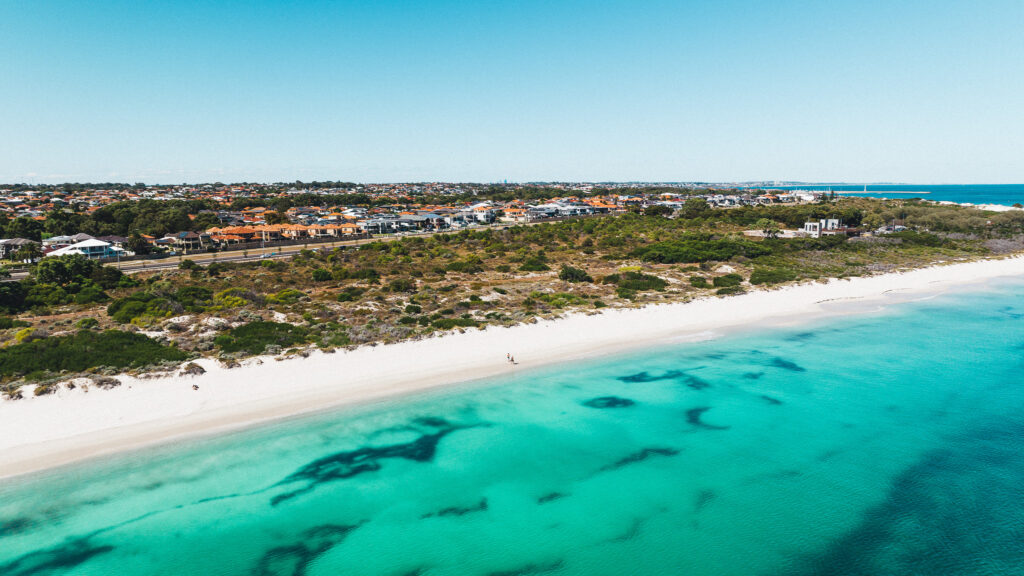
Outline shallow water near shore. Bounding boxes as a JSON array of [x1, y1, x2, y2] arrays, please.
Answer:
[[3, 279, 1024, 575]]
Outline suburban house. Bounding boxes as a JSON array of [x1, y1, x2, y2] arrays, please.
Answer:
[[0, 238, 39, 260], [46, 238, 125, 260]]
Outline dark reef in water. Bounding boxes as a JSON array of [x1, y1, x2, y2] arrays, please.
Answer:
[[694, 489, 716, 512], [254, 522, 363, 576], [998, 306, 1024, 319], [537, 492, 566, 504], [742, 372, 764, 380], [685, 407, 730, 430], [787, 420, 1024, 575], [617, 370, 683, 383], [582, 396, 636, 409], [0, 536, 114, 576], [0, 516, 34, 537], [271, 417, 475, 506], [610, 518, 645, 542], [487, 560, 565, 576], [681, 373, 712, 390], [422, 498, 488, 519], [616, 369, 712, 389], [760, 395, 783, 405], [601, 447, 680, 471], [769, 357, 806, 372]]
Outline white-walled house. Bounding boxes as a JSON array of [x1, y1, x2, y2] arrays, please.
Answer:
[[46, 238, 125, 260]]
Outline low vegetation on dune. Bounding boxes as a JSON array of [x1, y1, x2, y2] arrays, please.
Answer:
[[0, 197, 1021, 396]]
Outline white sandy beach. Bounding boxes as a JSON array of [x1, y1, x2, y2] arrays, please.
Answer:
[[2, 256, 1024, 480]]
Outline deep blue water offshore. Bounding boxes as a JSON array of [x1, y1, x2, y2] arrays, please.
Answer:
[[775, 184, 1024, 206], [3, 279, 1024, 575]]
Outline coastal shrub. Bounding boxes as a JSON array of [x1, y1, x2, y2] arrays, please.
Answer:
[[311, 268, 332, 282], [749, 267, 798, 285], [214, 321, 310, 355], [519, 257, 551, 272], [0, 330, 187, 379], [630, 235, 771, 263], [213, 287, 256, 308], [388, 278, 416, 292], [0, 316, 30, 330], [74, 284, 109, 305], [266, 288, 305, 305], [174, 286, 214, 310], [446, 256, 484, 274], [605, 271, 667, 292], [558, 264, 593, 283], [712, 273, 744, 288], [715, 286, 745, 295], [107, 292, 163, 324], [337, 287, 365, 302], [615, 287, 637, 300], [888, 230, 945, 247], [528, 291, 587, 308], [431, 318, 478, 330], [75, 317, 99, 330], [404, 304, 422, 314], [644, 205, 674, 217], [689, 276, 709, 288]]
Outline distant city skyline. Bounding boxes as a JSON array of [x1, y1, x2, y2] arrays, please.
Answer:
[[3, 1, 1023, 185]]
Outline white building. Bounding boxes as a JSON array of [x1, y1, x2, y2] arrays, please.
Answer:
[[802, 219, 841, 238], [46, 238, 125, 260]]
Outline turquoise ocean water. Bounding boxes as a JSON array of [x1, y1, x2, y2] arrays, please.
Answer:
[[3, 279, 1024, 575], [770, 184, 1024, 206]]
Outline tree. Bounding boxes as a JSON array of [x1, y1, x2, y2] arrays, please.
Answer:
[[127, 233, 151, 255], [644, 205, 674, 217], [558, 264, 593, 283], [755, 218, 781, 239], [4, 217, 44, 241], [680, 198, 711, 219], [12, 243, 43, 263], [264, 211, 289, 225]]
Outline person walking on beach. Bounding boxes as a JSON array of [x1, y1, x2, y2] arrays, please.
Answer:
[[507, 353, 511, 363]]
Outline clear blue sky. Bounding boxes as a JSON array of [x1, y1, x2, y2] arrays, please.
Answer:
[[2, 0, 1022, 184]]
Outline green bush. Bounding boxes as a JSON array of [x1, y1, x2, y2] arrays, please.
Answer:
[[689, 276, 709, 288], [76, 317, 99, 330], [712, 273, 744, 288], [630, 235, 771, 263], [174, 286, 214, 309], [311, 268, 332, 282], [715, 286, 745, 295], [431, 318, 479, 330], [446, 256, 484, 274], [214, 321, 309, 355], [888, 230, 945, 247], [0, 330, 187, 378], [266, 288, 305, 305], [388, 278, 416, 292], [749, 267, 797, 285], [337, 287, 365, 302], [605, 271, 667, 291], [558, 264, 593, 283], [404, 304, 422, 314], [107, 293, 159, 324], [0, 316, 30, 330]]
